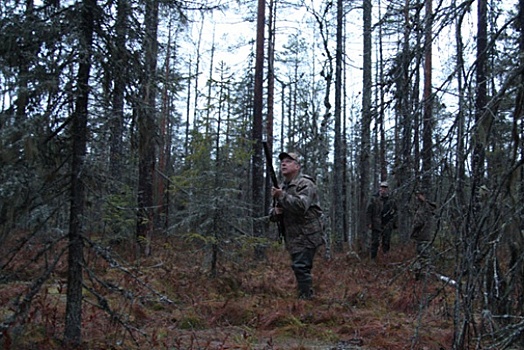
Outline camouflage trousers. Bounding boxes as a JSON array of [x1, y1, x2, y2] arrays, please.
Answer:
[[414, 241, 435, 278], [370, 227, 392, 259]]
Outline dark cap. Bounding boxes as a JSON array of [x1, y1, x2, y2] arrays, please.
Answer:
[[278, 152, 300, 163]]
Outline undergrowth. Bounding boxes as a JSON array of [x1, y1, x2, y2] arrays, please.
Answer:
[[0, 233, 456, 349]]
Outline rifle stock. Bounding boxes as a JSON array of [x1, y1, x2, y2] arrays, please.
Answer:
[[262, 141, 285, 243]]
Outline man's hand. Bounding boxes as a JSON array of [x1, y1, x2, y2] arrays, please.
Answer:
[[271, 187, 283, 199]]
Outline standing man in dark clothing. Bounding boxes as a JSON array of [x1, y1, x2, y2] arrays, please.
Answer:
[[411, 188, 437, 275], [366, 181, 398, 260], [269, 151, 324, 299]]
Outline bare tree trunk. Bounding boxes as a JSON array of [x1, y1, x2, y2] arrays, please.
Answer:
[[455, 9, 467, 203], [454, 0, 488, 347], [472, 0, 488, 189], [185, 58, 192, 158], [211, 65, 226, 277], [412, 5, 422, 183], [374, 1, 386, 183], [15, 0, 33, 123], [109, 0, 127, 178], [358, 0, 372, 254], [64, 0, 95, 345], [395, 0, 414, 241], [422, 0, 433, 187], [306, 3, 334, 255], [265, 0, 276, 230], [341, 14, 348, 247], [497, 0, 524, 337], [137, 0, 159, 257], [184, 15, 205, 160], [206, 29, 216, 136], [333, 0, 344, 252], [157, 27, 173, 232], [252, 0, 265, 259]]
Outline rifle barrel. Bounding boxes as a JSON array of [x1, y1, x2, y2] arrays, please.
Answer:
[[262, 141, 285, 243], [262, 141, 279, 188]]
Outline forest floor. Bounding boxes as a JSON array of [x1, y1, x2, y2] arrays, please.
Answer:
[[0, 234, 458, 349]]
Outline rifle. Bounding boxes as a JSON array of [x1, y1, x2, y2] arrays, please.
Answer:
[[262, 141, 285, 243]]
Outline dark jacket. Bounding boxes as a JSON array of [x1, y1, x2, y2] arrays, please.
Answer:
[[366, 194, 398, 231], [270, 173, 324, 255], [411, 199, 437, 242]]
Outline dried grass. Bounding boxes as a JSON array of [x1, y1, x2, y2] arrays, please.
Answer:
[[0, 234, 458, 349]]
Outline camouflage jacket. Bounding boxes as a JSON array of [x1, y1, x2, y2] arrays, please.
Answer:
[[270, 173, 324, 254], [366, 194, 398, 231], [411, 199, 437, 242]]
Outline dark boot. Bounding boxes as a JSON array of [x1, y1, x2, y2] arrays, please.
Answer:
[[298, 282, 313, 300]]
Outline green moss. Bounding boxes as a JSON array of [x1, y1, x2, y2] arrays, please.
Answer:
[[178, 314, 207, 330]]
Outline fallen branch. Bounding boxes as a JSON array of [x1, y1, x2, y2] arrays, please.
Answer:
[[434, 272, 459, 288]]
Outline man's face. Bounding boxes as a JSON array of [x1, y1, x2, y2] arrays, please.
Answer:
[[379, 186, 389, 196], [280, 157, 300, 177]]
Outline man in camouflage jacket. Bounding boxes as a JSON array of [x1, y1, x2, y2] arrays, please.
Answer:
[[366, 181, 398, 260], [270, 151, 324, 299], [411, 189, 437, 272]]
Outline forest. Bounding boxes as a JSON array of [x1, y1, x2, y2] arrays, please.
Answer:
[[1, 0, 524, 349]]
